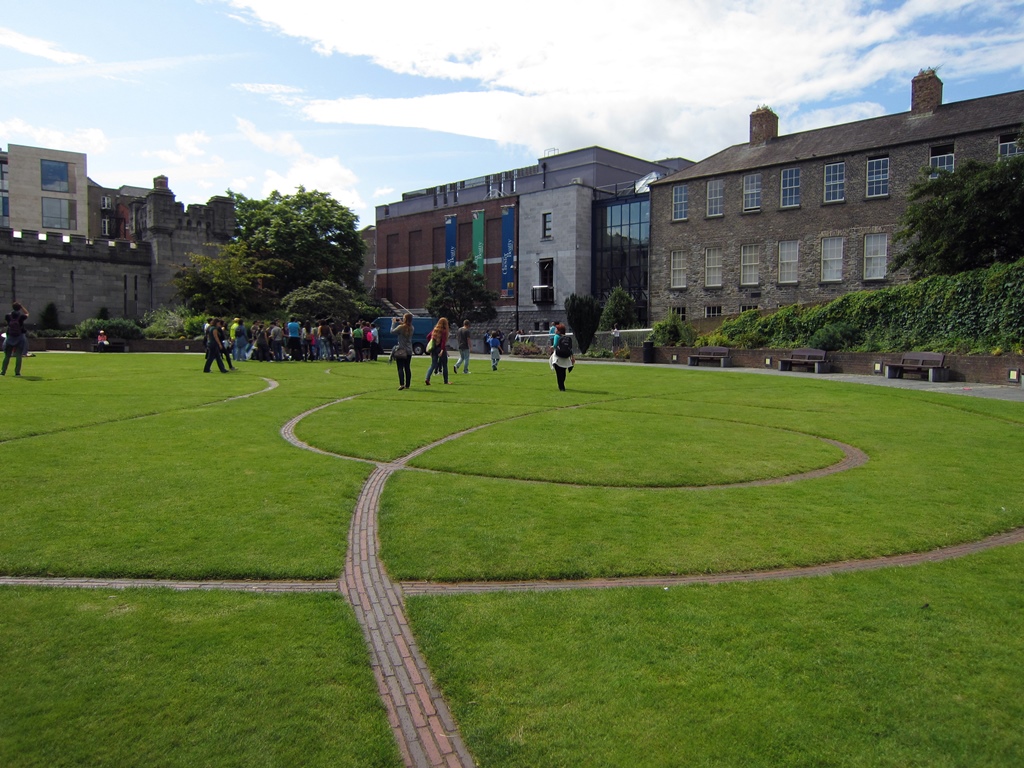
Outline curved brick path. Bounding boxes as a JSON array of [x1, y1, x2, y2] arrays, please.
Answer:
[[4, 383, 1023, 768]]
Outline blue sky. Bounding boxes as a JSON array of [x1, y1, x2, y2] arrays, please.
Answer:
[[2, 0, 1022, 228]]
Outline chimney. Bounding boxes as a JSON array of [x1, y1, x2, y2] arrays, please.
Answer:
[[911, 69, 943, 114], [153, 175, 169, 190], [750, 107, 778, 146]]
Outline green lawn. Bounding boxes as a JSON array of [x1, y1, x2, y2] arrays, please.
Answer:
[[1, 352, 1022, 766]]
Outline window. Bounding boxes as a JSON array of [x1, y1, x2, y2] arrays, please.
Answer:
[[101, 218, 112, 236], [41, 197, 75, 229], [706, 179, 724, 216], [781, 168, 801, 207], [670, 250, 687, 288], [671, 306, 686, 321], [100, 195, 113, 210], [930, 144, 954, 177], [704, 306, 722, 319], [739, 305, 759, 313], [742, 173, 762, 211], [538, 258, 553, 287], [672, 184, 689, 220], [821, 237, 843, 282], [0, 161, 8, 191], [778, 240, 799, 284], [541, 212, 552, 239], [866, 157, 889, 197], [998, 134, 1021, 159], [864, 233, 888, 280], [824, 162, 845, 202], [704, 247, 723, 287], [740, 244, 759, 285], [41, 159, 70, 193], [0, 192, 8, 227]]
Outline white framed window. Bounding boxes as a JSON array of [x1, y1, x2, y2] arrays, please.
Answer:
[[671, 306, 686, 321], [866, 157, 889, 197], [100, 195, 113, 210], [672, 184, 689, 220], [670, 250, 687, 288], [998, 134, 1021, 159], [704, 305, 722, 319], [740, 244, 759, 285], [704, 247, 723, 287], [742, 173, 762, 211], [780, 168, 801, 207], [706, 179, 724, 216], [101, 218, 112, 236], [821, 237, 843, 282], [778, 240, 799, 284], [739, 304, 759, 313], [930, 144, 954, 177], [824, 162, 845, 202], [864, 233, 888, 280]]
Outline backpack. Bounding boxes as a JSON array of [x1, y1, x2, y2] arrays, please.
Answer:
[[555, 335, 573, 358], [6, 312, 24, 338]]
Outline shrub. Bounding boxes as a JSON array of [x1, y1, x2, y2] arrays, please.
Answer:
[[142, 306, 202, 339], [648, 313, 697, 346], [512, 341, 543, 357], [74, 317, 144, 341], [39, 302, 60, 330], [807, 322, 862, 351], [564, 294, 602, 353]]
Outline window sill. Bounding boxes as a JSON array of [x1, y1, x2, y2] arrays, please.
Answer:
[[741, 209, 761, 215], [822, 199, 846, 206], [777, 281, 798, 287], [864, 194, 890, 201], [671, 217, 689, 223], [705, 214, 724, 219], [778, 205, 801, 211]]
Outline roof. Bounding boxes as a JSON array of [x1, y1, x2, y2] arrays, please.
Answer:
[[657, 89, 1024, 184]]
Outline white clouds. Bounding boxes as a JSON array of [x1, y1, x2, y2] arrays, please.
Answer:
[[0, 118, 110, 154], [145, 132, 212, 164], [234, 118, 365, 213], [0, 27, 91, 64], [224, 0, 1024, 160]]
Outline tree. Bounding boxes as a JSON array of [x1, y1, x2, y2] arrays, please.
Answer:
[[564, 293, 602, 354], [280, 280, 360, 323], [893, 154, 1024, 276], [598, 286, 639, 331], [425, 262, 499, 327], [173, 242, 275, 315], [232, 187, 366, 295]]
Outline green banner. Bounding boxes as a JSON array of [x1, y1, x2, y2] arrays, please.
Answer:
[[472, 210, 485, 275]]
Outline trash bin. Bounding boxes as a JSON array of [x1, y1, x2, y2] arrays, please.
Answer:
[[642, 341, 655, 364]]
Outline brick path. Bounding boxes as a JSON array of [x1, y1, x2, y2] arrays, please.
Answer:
[[4, 379, 1023, 768]]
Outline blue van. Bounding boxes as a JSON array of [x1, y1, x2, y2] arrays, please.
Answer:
[[372, 316, 437, 356]]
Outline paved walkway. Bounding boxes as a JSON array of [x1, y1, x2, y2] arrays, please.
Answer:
[[4, 367, 1023, 768]]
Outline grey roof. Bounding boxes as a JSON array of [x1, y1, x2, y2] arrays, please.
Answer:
[[658, 89, 1024, 184]]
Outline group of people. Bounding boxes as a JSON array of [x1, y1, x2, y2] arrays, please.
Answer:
[[202, 317, 388, 371], [388, 315, 576, 391]]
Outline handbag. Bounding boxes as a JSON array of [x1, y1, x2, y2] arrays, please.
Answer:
[[426, 337, 435, 352], [393, 346, 409, 360]]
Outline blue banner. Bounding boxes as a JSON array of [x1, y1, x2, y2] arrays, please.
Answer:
[[445, 215, 457, 268], [501, 206, 515, 298]]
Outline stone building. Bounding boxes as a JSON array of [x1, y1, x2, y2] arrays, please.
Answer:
[[1, 143, 234, 324], [649, 71, 1024, 323], [375, 147, 689, 331]]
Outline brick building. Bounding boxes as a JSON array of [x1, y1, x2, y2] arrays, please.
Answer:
[[375, 147, 689, 331], [649, 71, 1024, 323]]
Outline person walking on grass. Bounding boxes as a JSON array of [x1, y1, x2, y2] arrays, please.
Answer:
[[453, 319, 471, 374], [549, 322, 575, 391], [1, 302, 28, 377], [203, 318, 229, 373], [391, 314, 414, 389], [425, 317, 450, 385], [488, 330, 502, 371]]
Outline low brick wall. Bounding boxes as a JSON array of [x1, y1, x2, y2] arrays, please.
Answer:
[[33, 338, 204, 354], [652, 346, 1024, 387]]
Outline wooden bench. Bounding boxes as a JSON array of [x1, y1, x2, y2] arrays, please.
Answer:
[[687, 346, 732, 367], [92, 341, 127, 353], [778, 348, 830, 374], [885, 352, 949, 382]]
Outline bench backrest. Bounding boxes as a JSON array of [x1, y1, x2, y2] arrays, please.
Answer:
[[900, 352, 945, 367], [788, 348, 826, 361], [697, 346, 729, 357]]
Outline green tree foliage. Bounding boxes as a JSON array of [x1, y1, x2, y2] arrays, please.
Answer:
[[39, 302, 60, 330], [598, 286, 639, 331], [232, 187, 366, 295], [894, 153, 1024, 276], [173, 242, 275, 316], [74, 317, 144, 340], [706, 258, 1024, 353], [564, 294, 602, 353], [648, 312, 697, 346], [280, 280, 360, 323], [425, 262, 499, 327]]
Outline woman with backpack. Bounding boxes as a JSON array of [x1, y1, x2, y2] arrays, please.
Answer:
[[1, 302, 28, 376], [549, 322, 575, 391], [424, 317, 450, 385]]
